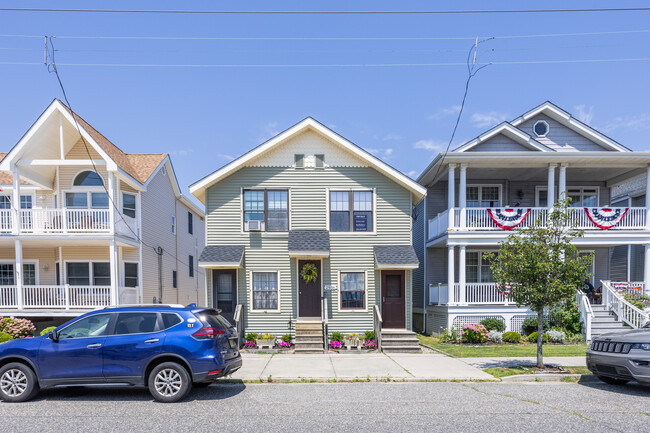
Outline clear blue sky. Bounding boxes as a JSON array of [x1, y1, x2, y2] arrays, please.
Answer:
[[0, 1, 649, 205]]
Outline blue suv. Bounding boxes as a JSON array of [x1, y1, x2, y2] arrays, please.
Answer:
[[0, 305, 242, 403]]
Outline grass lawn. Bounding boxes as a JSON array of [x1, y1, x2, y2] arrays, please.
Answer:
[[418, 334, 588, 358], [483, 365, 591, 378]]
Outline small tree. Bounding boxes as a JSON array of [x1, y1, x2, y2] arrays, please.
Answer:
[[487, 200, 592, 367]]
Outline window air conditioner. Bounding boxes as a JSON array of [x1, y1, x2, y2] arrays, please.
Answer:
[[246, 220, 264, 231]]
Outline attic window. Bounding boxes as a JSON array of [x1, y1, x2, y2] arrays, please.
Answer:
[[533, 120, 549, 137], [315, 154, 325, 169], [73, 171, 104, 186], [294, 154, 305, 168]]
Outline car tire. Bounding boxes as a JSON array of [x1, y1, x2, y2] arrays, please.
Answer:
[[0, 362, 40, 403], [148, 362, 192, 403], [597, 375, 629, 386]]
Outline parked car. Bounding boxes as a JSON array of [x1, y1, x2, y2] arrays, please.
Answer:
[[586, 323, 650, 385], [0, 305, 242, 403]]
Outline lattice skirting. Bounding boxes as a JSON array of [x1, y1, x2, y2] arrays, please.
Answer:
[[510, 313, 550, 334], [451, 315, 506, 332]]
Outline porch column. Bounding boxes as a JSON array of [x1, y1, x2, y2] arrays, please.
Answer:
[[645, 166, 650, 229], [447, 245, 455, 305], [459, 164, 467, 228], [458, 244, 466, 305], [547, 164, 556, 208], [12, 166, 20, 235], [14, 239, 23, 309], [109, 239, 119, 305], [448, 164, 456, 229], [558, 164, 567, 203], [645, 244, 650, 297], [108, 171, 116, 234]]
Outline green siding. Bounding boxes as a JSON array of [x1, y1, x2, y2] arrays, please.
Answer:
[[205, 165, 414, 336]]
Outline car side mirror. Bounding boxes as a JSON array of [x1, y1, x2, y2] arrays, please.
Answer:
[[48, 331, 59, 342]]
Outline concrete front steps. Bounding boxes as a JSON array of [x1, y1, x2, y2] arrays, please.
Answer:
[[590, 304, 630, 338], [381, 329, 421, 353], [295, 321, 325, 354]]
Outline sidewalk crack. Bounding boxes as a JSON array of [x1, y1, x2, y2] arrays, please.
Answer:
[[259, 354, 274, 380], [328, 353, 338, 379], [384, 353, 415, 377]]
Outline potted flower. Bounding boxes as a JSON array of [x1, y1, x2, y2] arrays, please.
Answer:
[[277, 334, 292, 350], [344, 333, 360, 350], [330, 332, 344, 351], [363, 330, 377, 350], [257, 333, 276, 349]]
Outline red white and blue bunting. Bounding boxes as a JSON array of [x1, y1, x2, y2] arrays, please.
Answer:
[[486, 208, 531, 230], [584, 207, 628, 230]]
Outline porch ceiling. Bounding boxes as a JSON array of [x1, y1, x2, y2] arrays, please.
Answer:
[[439, 166, 638, 184]]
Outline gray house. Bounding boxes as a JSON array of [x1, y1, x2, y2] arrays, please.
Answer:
[[190, 118, 426, 352]]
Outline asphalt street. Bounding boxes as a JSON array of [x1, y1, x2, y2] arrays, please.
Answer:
[[1, 381, 649, 432]]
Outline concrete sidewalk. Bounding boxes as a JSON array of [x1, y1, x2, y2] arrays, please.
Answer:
[[462, 356, 586, 369], [223, 352, 495, 382]]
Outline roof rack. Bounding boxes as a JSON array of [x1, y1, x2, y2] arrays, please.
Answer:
[[102, 304, 186, 309]]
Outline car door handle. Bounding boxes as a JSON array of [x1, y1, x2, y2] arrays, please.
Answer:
[[145, 338, 160, 344], [87, 343, 102, 349]]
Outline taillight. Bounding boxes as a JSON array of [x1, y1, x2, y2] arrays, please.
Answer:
[[192, 327, 225, 339]]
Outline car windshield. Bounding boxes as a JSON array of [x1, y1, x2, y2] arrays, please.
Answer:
[[195, 309, 232, 330], [644, 321, 650, 328]]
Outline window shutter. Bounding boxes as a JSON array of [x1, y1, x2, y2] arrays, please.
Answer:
[[315, 154, 325, 168], [294, 154, 305, 168]]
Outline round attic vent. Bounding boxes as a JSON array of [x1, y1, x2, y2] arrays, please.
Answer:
[[533, 120, 549, 137]]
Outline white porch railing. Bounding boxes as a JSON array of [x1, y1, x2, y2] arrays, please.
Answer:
[[429, 282, 511, 305], [0, 285, 111, 309], [0, 210, 13, 233], [428, 283, 448, 305], [602, 280, 649, 329], [427, 209, 449, 240], [20, 209, 111, 234], [577, 291, 594, 342]]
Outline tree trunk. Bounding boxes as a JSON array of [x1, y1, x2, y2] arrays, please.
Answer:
[[537, 307, 544, 368]]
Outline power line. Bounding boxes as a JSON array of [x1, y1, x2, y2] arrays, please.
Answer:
[[1, 7, 649, 14]]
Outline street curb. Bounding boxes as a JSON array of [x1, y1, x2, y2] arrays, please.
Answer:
[[215, 377, 499, 384], [500, 373, 598, 383], [418, 342, 457, 358]]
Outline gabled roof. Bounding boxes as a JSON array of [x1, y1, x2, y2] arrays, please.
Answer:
[[373, 245, 419, 269], [190, 117, 427, 204], [510, 101, 630, 152], [288, 230, 330, 257], [453, 122, 550, 153]]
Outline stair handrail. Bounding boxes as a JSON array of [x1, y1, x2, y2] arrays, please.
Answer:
[[234, 304, 244, 347], [322, 295, 329, 351], [576, 290, 594, 342], [373, 304, 383, 351], [601, 280, 649, 329]]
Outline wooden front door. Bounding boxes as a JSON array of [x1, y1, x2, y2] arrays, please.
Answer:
[[298, 260, 321, 317], [213, 270, 237, 324], [381, 270, 405, 328]]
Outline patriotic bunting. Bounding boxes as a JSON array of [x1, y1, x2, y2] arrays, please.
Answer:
[[486, 208, 531, 230], [584, 207, 628, 230]]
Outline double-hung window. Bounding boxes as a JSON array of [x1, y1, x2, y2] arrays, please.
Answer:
[[252, 272, 278, 310], [0, 264, 14, 285], [466, 252, 496, 283], [568, 188, 598, 207], [123, 193, 136, 218], [466, 186, 500, 207], [188, 211, 193, 234], [124, 263, 138, 287], [65, 192, 109, 209], [340, 272, 365, 309], [243, 189, 289, 232], [329, 190, 373, 232], [66, 262, 110, 286]]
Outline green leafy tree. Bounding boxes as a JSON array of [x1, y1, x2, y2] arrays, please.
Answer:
[[486, 200, 593, 367]]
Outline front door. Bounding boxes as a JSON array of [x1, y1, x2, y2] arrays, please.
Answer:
[[381, 270, 405, 328], [298, 260, 321, 317], [213, 270, 237, 324]]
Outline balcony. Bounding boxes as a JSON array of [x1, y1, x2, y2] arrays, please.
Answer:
[[428, 207, 647, 241], [0, 285, 112, 310], [429, 282, 514, 305]]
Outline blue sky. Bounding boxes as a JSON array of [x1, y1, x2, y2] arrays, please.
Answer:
[[0, 1, 649, 204]]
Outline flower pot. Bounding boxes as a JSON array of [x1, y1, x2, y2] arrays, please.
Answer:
[[344, 338, 359, 350], [257, 338, 275, 349]]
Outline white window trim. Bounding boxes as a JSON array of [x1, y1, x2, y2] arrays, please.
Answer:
[[121, 192, 137, 219], [327, 188, 377, 235], [565, 186, 600, 207], [0, 193, 37, 209], [535, 186, 550, 207], [240, 187, 292, 234], [466, 184, 502, 208], [64, 261, 111, 287], [122, 261, 139, 288], [338, 270, 368, 312], [533, 120, 550, 138], [0, 260, 39, 286], [171, 216, 176, 235], [249, 270, 281, 312], [63, 190, 109, 209], [465, 250, 496, 284], [70, 169, 106, 189]]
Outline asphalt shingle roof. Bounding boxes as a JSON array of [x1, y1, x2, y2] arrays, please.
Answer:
[[198, 245, 245, 264], [288, 230, 330, 252], [373, 245, 419, 267]]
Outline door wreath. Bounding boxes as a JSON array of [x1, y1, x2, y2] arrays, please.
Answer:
[[300, 263, 318, 283]]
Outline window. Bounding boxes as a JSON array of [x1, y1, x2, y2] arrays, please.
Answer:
[[123, 193, 136, 218], [243, 189, 289, 232], [59, 313, 111, 339], [252, 272, 278, 310], [114, 312, 158, 335], [67, 262, 90, 285], [73, 171, 104, 187], [162, 313, 182, 329], [329, 190, 373, 232], [0, 196, 10, 209], [65, 192, 108, 208], [93, 263, 111, 286], [568, 187, 599, 207], [0, 264, 14, 285], [66, 262, 110, 286], [172, 270, 177, 288], [189, 255, 194, 277], [91, 192, 109, 208], [124, 263, 138, 287], [466, 186, 500, 207], [294, 154, 305, 168], [315, 154, 325, 168], [340, 272, 365, 309], [536, 187, 549, 207], [20, 196, 32, 210], [188, 211, 193, 234], [23, 263, 36, 285], [171, 216, 176, 234], [533, 120, 550, 137], [466, 252, 496, 283]]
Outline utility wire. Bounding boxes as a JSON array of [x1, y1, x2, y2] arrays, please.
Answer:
[[1, 7, 649, 14], [45, 37, 203, 278]]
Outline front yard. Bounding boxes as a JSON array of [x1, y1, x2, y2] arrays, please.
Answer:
[[417, 334, 588, 358]]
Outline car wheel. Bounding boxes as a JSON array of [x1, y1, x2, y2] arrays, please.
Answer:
[[0, 362, 40, 402], [148, 362, 192, 403], [597, 375, 629, 386]]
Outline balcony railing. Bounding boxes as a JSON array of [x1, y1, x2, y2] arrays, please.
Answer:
[[428, 207, 647, 240], [0, 285, 112, 309], [429, 282, 513, 305]]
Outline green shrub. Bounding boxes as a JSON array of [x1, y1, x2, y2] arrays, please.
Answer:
[[0, 332, 12, 343], [480, 318, 506, 332], [550, 301, 582, 335], [331, 331, 344, 343], [527, 331, 548, 344], [245, 332, 258, 341], [460, 324, 488, 344], [521, 317, 549, 336], [624, 293, 650, 311], [364, 330, 375, 340], [438, 328, 459, 343], [565, 333, 586, 344], [40, 326, 57, 336], [502, 332, 521, 344], [546, 329, 566, 343], [281, 334, 291, 343], [258, 333, 275, 340]]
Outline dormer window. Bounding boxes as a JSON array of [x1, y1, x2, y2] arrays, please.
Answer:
[[73, 170, 104, 186], [533, 120, 549, 137]]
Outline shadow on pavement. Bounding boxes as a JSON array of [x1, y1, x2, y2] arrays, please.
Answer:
[[577, 379, 650, 396]]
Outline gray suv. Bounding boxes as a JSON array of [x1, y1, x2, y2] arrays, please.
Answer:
[[587, 323, 650, 385]]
